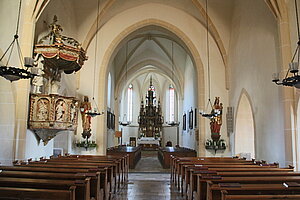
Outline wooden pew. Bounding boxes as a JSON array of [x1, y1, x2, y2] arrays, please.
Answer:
[[107, 146, 141, 169], [54, 154, 128, 185], [221, 190, 300, 200], [172, 157, 256, 188], [158, 147, 197, 168], [0, 186, 76, 200], [3, 154, 128, 200], [13, 163, 110, 200], [187, 167, 295, 200], [203, 176, 300, 200], [0, 170, 102, 200], [36, 159, 118, 193], [0, 177, 90, 200], [170, 156, 247, 183], [170, 156, 292, 200], [178, 161, 268, 194], [184, 167, 299, 199]]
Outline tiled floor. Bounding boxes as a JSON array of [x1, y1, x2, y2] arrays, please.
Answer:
[[130, 150, 170, 173], [113, 151, 183, 200], [113, 173, 184, 200]]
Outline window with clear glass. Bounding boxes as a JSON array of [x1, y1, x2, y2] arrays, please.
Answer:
[[127, 84, 133, 122], [169, 85, 175, 122]]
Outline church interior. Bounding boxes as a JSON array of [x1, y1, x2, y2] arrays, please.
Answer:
[[1, 0, 300, 199]]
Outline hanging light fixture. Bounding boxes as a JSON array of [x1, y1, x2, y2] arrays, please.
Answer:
[[86, 0, 104, 117], [119, 41, 131, 126], [0, 0, 35, 82], [199, 0, 219, 119], [199, 0, 226, 153], [272, 0, 300, 88], [166, 41, 180, 126]]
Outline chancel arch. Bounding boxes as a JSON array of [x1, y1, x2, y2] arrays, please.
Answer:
[[234, 90, 255, 159], [95, 15, 215, 154]]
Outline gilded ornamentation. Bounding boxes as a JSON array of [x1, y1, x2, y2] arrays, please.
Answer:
[[28, 94, 79, 145]]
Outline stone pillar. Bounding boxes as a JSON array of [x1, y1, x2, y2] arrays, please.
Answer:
[[277, 0, 295, 166], [14, 0, 36, 160], [0, 80, 15, 165]]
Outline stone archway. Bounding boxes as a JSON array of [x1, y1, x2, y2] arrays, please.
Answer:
[[95, 19, 206, 155]]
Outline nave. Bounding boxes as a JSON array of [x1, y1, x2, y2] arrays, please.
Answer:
[[2, 0, 300, 199]]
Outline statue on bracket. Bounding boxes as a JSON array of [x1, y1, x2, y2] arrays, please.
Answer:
[[80, 96, 92, 139], [210, 97, 223, 141], [205, 97, 226, 153]]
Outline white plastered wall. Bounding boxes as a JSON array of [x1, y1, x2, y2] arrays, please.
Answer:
[[228, 0, 285, 166]]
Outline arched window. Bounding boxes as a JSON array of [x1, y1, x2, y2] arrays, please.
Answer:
[[127, 84, 133, 122], [169, 85, 175, 122]]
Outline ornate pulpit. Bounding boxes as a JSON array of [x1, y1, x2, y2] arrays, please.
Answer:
[[28, 94, 79, 145]]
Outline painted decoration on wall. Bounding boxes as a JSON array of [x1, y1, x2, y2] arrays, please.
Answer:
[[194, 108, 197, 128], [183, 113, 186, 130], [111, 113, 115, 130], [107, 111, 111, 129], [28, 94, 79, 145], [189, 108, 193, 129]]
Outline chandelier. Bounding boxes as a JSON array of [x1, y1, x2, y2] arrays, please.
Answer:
[[86, 0, 104, 117], [199, 0, 226, 153], [272, 0, 300, 88], [199, 0, 221, 119], [0, 0, 35, 82]]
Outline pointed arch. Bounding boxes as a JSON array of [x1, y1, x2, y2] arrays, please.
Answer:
[[235, 89, 256, 159], [95, 19, 205, 154]]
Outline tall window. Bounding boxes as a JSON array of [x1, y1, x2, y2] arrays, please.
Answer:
[[127, 84, 133, 122], [107, 73, 112, 107], [169, 85, 175, 122]]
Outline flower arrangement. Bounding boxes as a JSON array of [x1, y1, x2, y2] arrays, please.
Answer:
[[75, 140, 97, 149]]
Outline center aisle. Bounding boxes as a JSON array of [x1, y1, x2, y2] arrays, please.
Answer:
[[113, 150, 184, 200], [114, 173, 183, 200], [131, 150, 170, 173]]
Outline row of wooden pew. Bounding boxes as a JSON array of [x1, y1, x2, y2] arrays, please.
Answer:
[[0, 154, 129, 200], [170, 156, 300, 200]]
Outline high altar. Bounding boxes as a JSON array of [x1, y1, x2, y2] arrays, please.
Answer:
[[138, 78, 163, 147]]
